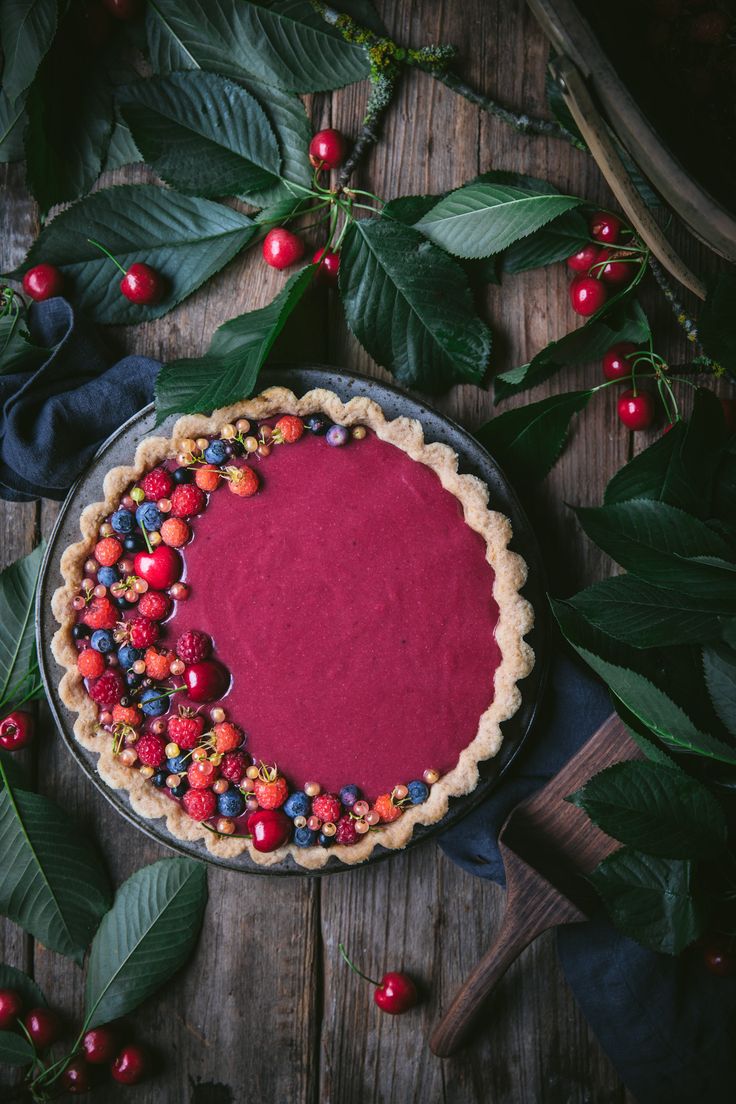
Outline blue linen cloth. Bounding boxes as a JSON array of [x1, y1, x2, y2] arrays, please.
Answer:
[[440, 652, 736, 1102]]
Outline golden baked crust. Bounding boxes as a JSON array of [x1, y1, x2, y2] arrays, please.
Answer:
[[52, 387, 534, 869]]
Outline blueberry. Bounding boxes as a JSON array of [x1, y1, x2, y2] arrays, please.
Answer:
[[90, 629, 115, 653], [111, 509, 134, 534], [113, 595, 129, 609], [171, 778, 189, 798], [284, 791, 310, 819], [97, 566, 118, 588], [140, 687, 169, 717], [339, 784, 361, 809], [228, 439, 244, 457], [151, 770, 168, 789], [136, 502, 163, 532], [305, 414, 330, 435], [318, 832, 334, 847], [172, 467, 193, 484], [326, 424, 348, 447], [217, 789, 245, 817], [204, 440, 228, 465], [294, 826, 316, 848], [117, 644, 143, 669], [407, 780, 429, 805], [125, 671, 143, 689], [72, 623, 91, 641], [166, 754, 189, 774], [123, 534, 144, 553]]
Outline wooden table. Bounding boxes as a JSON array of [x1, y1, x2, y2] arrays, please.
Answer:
[[1, 2, 716, 1100]]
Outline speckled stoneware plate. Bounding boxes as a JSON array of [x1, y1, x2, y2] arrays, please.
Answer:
[[36, 366, 549, 876]]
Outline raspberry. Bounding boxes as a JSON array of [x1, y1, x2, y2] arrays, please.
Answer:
[[213, 721, 243, 754], [274, 415, 304, 443], [195, 464, 221, 492], [168, 711, 205, 750], [182, 788, 216, 822], [112, 702, 141, 727], [160, 517, 190, 547], [141, 467, 174, 501], [83, 596, 118, 630], [170, 484, 206, 517], [221, 750, 249, 784], [135, 733, 167, 767], [373, 793, 402, 823], [129, 618, 159, 648], [188, 759, 218, 789], [312, 793, 341, 823], [175, 629, 211, 664], [226, 466, 259, 498], [94, 537, 123, 566], [335, 815, 359, 845], [137, 591, 171, 620], [254, 773, 288, 809], [78, 648, 105, 678], [88, 670, 125, 707], [144, 647, 175, 680]]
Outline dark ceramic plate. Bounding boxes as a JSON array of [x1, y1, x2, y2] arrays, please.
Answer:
[[36, 367, 549, 875]]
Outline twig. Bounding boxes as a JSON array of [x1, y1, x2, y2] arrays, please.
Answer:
[[647, 255, 705, 352], [337, 70, 398, 187]]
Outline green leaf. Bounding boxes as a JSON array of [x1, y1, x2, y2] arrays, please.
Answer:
[[0, 312, 48, 376], [569, 574, 727, 648], [0, 544, 44, 709], [545, 66, 586, 151], [0, 773, 113, 964], [569, 760, 727, 859], [10, 185, 257, 324], [383, 194, 442, 225], [338, 218, 491, 392], [475, 389, 592, 485], [239, 81, 312, 204], [0, 964, 46, 1010], [699, 271, 736, 373], [703, 646, 736, 738], [588, 850, 704, 955], [0, 0, 58, 102], [0, 89, 27, 163], [0, 1029, 34, 1065], [102, 111, 142, 173], [145, 0, 369, 93], [155, 265, 315, 422], [119, 72, 283, 204], [502, 209, 588, 274], [414, 182, 582, 259], [84, 858, 207, 1029], [0, 751, 26, 791]]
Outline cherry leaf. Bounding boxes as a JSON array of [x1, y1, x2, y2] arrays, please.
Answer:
[[0, 0, 58, 103], [475, 389, 592, 485]]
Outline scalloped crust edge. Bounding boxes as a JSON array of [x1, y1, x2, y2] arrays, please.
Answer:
[[51, 387, 534, 870]]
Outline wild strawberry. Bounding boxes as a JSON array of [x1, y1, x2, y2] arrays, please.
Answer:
[[83, 595, 118, 630], [112, 702, 141, 727], [254, 764, 288, 809], [129, 618, 159, 648], [94, 537, 122, 566], [221, 750, 249, 784], [312, 793, 341, 823], [183, 788, 216, 821], [88, 670, 125, 707], [141, 467, 173, 501], [373, 793, 402, 823], [144, 647, 175, 680], [135, 732, 167, 767], [175, 629, 211, 664], [137, 591, 171, 620], [213, 721, 243, 754], [160, 517, 190, 548], [335, 815, 359, 845], [195, 464, 221, 492], [170, 484, 206, 517], [188, 759, 218, 789], [168, 710, 205, 750], [273, 415, 304, 444], [226, 466, 259, 497], [78, 648, 106, 679]]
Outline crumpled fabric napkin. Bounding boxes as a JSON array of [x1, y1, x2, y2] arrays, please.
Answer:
[[439, 653, 736, 1103], [0, 297, 159, 502]]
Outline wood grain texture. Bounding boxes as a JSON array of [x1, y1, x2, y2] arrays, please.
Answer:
[[1, 0, 721, 1099]]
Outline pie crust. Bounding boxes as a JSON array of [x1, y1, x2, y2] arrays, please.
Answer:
[[51, 386, 534, 869]]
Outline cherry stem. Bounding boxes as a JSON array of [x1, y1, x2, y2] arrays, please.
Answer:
[[338, 942, 380, 987], [86, 238, 126, 277], [139, 519, 153, 554]]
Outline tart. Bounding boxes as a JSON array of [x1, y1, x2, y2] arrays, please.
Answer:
[[52, 387, 534, 869]]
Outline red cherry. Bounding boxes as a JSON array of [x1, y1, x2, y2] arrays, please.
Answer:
[[702, 939, 736, 977], [373, 971, 418, 1015], [22, 264, 64, 302], [24, 1007, 61, 1049], [120, 263, 163, 305], [690, 10, 730, 44], [262, 229, 305, 271], [133, 546, 182, 590], [602, 342, 638, 381], [617, 389, 655, 430], [0, 989, 23, 1029], [247, 809, 291, 852], [102, 0, 145, 18], [312, 248, 340, 285], [111, 1044, 149, 1085], [570, 275, 607, 316], [183, 660, 230, 703], [594, 247, 637, 287], [0, 710, 34, 751], [590, 211, 622, 245], [61, 1058, 92, 1095], [308, 128, 348, 171], [82, 1025, 118, 1064], [566, 243, 599, 273]]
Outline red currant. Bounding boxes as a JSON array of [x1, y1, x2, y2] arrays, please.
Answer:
[[595, 248, 637, 287], [24, 1007, 62, 1049], [590, 211, 622, 245], [0, 710, 33, 751], [22, 264, 64, 301], [566, 243, 599, 273], [102, 0, 145, 18], [82, 1025, 118, 1064], [0, 989, 23, 1029], [308, 128, 347, 171], [61, 1058, 92, 1095], [617, 389, 655, 430], [312, 248, 340, 285], [120, 263, 163, 305], [262, 229, 305, 271], [602, 342, 638, 381], [111, 1044, 149, 1085], [570, 275, 607, 316]]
